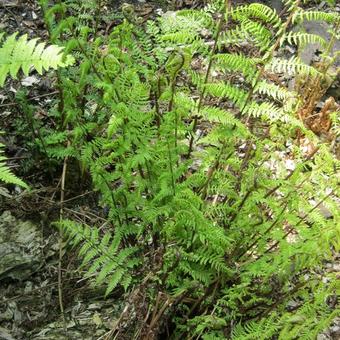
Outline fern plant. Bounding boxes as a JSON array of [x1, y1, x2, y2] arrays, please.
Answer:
[[31, 0, 340, 338]]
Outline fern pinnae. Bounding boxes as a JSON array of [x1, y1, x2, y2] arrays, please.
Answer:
[[284, 31, 327, 48], [0, 33, 74, 86], [292, 9, 340, 25], [0, 142, 28, 189], [213, 53, 258, 80], [254, 80, 297, 102], [265, 56, 322, 77]]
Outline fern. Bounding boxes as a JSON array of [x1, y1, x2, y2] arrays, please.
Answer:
[[57, 219, 139, 295], [213, 53, 258, 81], [283, 31, 327, 48], [0, 141, 28, 188], [265, 56, 322, 77], [0, 33, 74, 86], [292, 9, 340, 24], [26, 0, 340, 338]]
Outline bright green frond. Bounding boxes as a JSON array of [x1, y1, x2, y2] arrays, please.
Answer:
[[0, 142, 28, 189], [293, 9, 340, 24], [265, 56, 321, 77], [0, 33, 74, 86]]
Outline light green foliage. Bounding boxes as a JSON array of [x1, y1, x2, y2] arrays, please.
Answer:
[[57, 219, 138, 295], [31, 0, 340, 338], [0, 141, 28, 188], [0, 32, 74, 86], [0, 31, 72, 187]]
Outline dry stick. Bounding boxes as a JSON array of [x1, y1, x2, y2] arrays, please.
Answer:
[[1, 276, 84, 304], [147, 297, 172, 334], [150, 292, 162, 325], [58, 141, 70, 330], [0, 91, 59, 108]]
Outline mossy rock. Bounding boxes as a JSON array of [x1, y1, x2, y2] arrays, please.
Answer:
[[0, 211, 43, 280]]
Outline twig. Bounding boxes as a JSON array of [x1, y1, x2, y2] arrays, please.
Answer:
[[58, 141, 70, 330], [0, 91, 59, 108]]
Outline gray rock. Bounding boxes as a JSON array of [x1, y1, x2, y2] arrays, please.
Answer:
[[0, 211, 43, 280], [0, 327, 16, 340], [295, 21, 340, 68]]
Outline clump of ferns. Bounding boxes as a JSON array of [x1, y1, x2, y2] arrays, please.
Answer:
[[46, 0, 339, 338]]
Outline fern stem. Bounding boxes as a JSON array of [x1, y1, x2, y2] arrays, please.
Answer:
[[99, 173, 124, 229], [268, 189, 335, 251], [166, 138, 176, 195], [199, 141, 229, 199], [168, 74, 179, 150], [41, 0, 67, 127], [187, 0, 230, 158], [153, 77, 162, 130], [94, 0, 102, 37]]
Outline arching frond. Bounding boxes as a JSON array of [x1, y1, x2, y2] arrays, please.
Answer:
[[232, 3, 282, 28], [283, 32, 327, 48], [254, 80, 297, 102], [213, 53, 258, 80], [204, 82, 248, 108], [0, 33, 74, 86], [293, 9, 340, 24], [265, 56, 321, 77]]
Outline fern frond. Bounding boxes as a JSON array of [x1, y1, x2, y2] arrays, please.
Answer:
[[220, 26, 252, 46], [254, 80, 297, 102], [243, 101, 283, 121], [0, 142, 28, 188], [213, 53, 258, 80], [240, 18, 272, 51], [202, 106, 249, 136], [204, 82, 248, 108], [292, 10, 340, 24], [265, 57, 321, 77], [232, 313, 279, 340], [232, 3, 282, 28], [283, 32, 327, 48], [57, 219, 139, 295], [0, 33, 74, 86]]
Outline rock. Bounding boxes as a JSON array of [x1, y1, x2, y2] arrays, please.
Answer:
[[295, 21, 340, 67], [0, 327, 16, 340], [0, 211, 43, 281]]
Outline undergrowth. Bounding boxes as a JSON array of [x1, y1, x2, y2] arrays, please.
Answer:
[[2, 0, 339, 338]]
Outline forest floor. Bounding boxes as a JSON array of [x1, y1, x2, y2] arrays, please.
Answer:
[[0, 0, 339, 339]]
